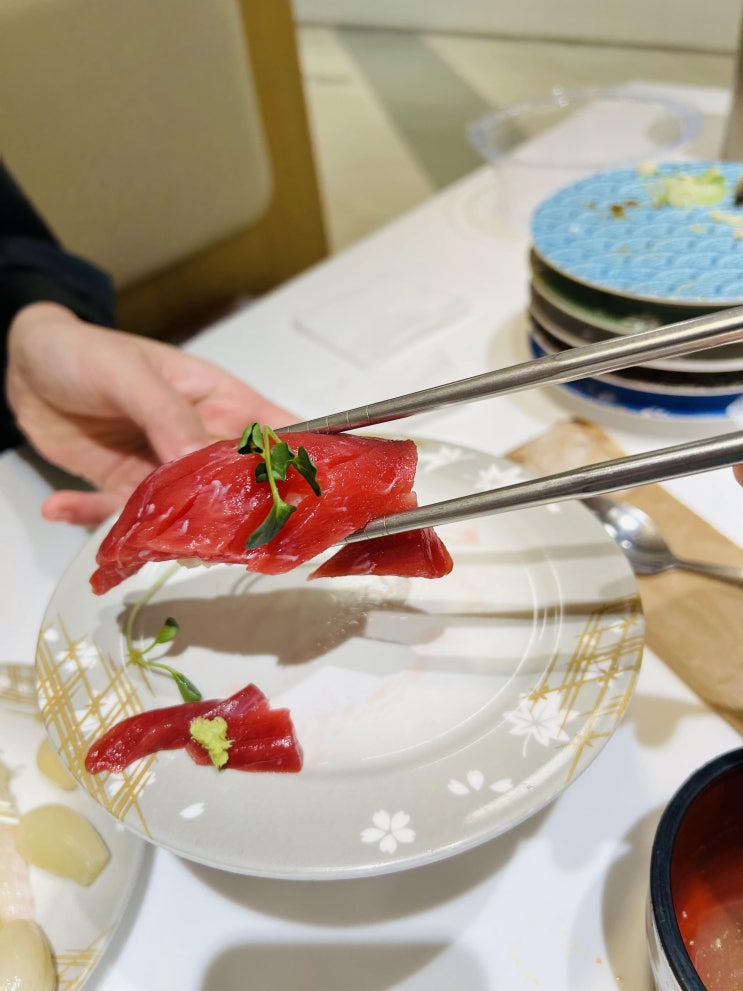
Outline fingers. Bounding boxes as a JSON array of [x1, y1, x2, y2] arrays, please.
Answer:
[[100, 343, 214, 464], [42, 489, 129, 527], [142, 343, 297, 436], [248, 396, 298, 428], [203, 392, 298, 439]]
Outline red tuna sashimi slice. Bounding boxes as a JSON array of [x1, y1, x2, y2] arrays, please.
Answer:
[[85, 683, 268, 773], [186, 707, 302, 772], [90, 432, 450, 594], [197, 681, 268, 723], [222, 733, 303, 772], [310, 528, 453, 579], [85, 698, 219, 773]]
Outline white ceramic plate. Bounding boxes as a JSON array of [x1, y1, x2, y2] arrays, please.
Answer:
[[0, 663, 145, 988], [36, 442, 644, 879]]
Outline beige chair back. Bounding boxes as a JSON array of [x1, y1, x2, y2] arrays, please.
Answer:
[[0, 0, 327, 336]]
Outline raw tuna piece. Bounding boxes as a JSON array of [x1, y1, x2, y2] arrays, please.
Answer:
[[218, 732, 302, 772], [186, 707, 302, 772], [90, 432, 451, 595], [85, 697, 219, 773], [195, 682, 267, 724], [310, 528, 453, 580], [84, 683, 302, 774]]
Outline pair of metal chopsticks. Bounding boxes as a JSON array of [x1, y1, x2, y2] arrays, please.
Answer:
[[280, 306, 743, 543]]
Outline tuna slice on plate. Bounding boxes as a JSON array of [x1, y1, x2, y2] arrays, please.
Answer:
[[90, 431, 453, 595], [85, 683, 303, 774]]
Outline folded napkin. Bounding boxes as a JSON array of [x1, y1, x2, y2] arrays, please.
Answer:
[[508, 419, 743, 735]]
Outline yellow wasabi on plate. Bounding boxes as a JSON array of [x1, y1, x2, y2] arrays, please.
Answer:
[[644, 165, 728, 208], [189, 716, 232, 768]]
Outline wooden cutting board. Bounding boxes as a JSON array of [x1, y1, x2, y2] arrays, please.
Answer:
[[508, 419, 743, 736]]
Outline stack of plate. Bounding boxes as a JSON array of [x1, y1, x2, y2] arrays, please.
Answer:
[[527, 161, 743, 418]]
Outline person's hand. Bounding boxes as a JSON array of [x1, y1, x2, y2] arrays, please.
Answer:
[[6, 302, 294, 525]]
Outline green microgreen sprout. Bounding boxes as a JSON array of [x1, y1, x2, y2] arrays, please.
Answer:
[[124, 563, 202, 702], [237, 423, 321, 549]]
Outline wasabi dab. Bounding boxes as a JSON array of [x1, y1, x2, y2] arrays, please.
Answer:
[[189, 716, 232, 768], [643, 166, 728, 209]]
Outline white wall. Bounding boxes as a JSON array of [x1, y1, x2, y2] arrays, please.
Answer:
[[294, 0, 742, 54]]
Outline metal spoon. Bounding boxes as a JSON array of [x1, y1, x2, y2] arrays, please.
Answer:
[[585, 496, 743, 588]]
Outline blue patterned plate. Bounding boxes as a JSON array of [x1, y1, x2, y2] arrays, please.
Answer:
[[531, 162, 743, 305]]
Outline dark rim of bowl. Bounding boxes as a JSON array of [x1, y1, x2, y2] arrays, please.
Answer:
[[649, 747, 743, 991]]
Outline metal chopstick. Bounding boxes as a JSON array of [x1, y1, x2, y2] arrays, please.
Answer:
[[280, 305, 743, 435], [342, 429, 743, 543]]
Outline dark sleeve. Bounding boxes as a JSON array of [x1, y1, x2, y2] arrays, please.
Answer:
[[0, 162, 117, 450]]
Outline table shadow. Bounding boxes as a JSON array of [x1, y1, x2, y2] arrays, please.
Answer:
[[83, 843, 156, 991], [201, 941, 487, 991], [540, 691, 716, 875], [597, 808, 661, 991], [628, 690, 712, 749], [183, 803, 551, 928], [559, 808, 658, 990]]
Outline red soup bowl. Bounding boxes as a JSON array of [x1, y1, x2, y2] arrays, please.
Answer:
[[647, 747, 743, 990]]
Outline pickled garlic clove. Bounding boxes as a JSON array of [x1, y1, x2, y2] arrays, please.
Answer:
[[0, 829, 34, 923], [14, 805, 110, 886], [0, 919, 56, 990], [35, 739, 77, 791]]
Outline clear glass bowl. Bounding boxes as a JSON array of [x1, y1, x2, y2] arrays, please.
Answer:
[[467, 86, 701, 172], [466, 86, 702, 237]]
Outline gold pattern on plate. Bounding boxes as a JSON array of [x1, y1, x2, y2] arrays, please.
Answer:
[[55, 928, 110, 991], [4, 666, 129, 990], [36, 616, 155, 836], [527, 595, 643, 782], [0, 662, 38, 709]]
